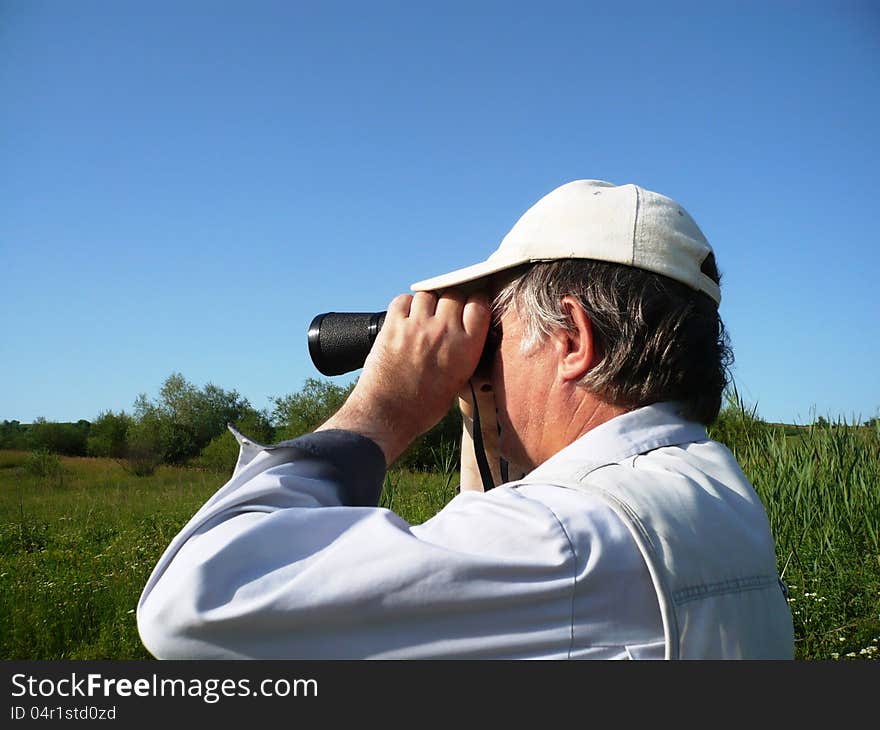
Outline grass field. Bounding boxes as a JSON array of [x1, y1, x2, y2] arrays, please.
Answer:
[[1, 417, 878, 660]]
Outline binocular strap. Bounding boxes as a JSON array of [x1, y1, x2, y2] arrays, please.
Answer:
[[468, 380, 497, 492]]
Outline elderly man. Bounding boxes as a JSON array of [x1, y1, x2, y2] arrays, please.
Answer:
[[137, 179, 794, 659]]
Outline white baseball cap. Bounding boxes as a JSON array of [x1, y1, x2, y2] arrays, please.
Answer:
[[411, 179, 721, 304]]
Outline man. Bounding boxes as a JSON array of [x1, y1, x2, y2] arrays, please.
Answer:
[[137, 179, 794, 659]]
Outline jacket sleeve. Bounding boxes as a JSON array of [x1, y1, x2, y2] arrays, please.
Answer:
[[136, 429, 578, 659]]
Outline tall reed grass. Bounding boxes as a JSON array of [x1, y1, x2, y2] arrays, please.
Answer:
[[709, 399, 880, 660]]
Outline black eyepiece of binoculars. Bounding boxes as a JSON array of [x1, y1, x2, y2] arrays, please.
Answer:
[[308, 312, 387, 376]]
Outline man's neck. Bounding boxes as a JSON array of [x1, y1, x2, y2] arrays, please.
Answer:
[[539, 390, 628, 468]]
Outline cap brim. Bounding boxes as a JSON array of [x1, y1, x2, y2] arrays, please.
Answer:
[[411, 256, 529, 292]]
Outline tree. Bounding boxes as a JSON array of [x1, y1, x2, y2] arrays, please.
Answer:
[[28, 418, 89, 456], [231, 407, 275, 444], [86, 410, 132, 458], [126, 398, 165, 473], [129, 373, 252, 465], [397, 404, 463, 471], [0, 420, 28, 450], [271, 378, 356, 441]]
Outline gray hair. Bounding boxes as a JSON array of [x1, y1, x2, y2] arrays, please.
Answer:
[[491, 258, 732, 425]]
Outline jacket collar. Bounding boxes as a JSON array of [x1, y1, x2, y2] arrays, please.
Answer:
[[522, 402, 708, 483]]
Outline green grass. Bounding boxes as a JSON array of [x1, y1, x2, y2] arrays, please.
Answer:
[[0, 453, 221, 659], [1, 414, 878, 660], [0, 451, 457, 659]]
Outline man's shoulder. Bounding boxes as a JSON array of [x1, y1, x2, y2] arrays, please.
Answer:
[[628, 438, 756, 493], [500, 481, 646, 555], [509, 435, 765, 535], [413, 482, 639, 563]]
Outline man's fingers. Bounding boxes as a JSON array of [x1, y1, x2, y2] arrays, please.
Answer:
[[434, 288, 466, 324], [462, 292, 491, 337], [409, 291, 438, 319], [387, 293, 414, 319]]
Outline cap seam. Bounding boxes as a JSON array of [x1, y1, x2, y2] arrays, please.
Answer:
[[631, 185, 640, 266]]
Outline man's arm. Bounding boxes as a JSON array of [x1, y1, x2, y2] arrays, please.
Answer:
[[135, 425, 582, 659]]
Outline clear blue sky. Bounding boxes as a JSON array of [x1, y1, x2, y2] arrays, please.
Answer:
[[2, 0, 878, 426]]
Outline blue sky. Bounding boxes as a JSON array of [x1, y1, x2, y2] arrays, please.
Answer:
[[2, 0, 878, 426]]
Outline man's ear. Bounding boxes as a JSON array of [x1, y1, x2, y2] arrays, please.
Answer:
[[553, 296, 596, 382]]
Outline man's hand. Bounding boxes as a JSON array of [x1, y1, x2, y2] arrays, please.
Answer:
[[317, 289, 491, 466]]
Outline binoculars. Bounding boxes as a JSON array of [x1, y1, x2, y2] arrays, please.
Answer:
[[308, 312, 387, 376], [308, 311, 497, 376]]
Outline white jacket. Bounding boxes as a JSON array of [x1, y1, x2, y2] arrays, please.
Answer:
[[137, 402, 793, 659]]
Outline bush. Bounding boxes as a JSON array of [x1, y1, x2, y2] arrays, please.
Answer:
[[197, 431, 240, 473], [197, 408, 275, 473], [24, 449, 64, 485], [119, 447, 162, 477]]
